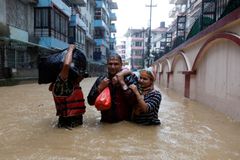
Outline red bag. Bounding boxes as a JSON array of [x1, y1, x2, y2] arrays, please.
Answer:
[[95, 87, 111, 111]]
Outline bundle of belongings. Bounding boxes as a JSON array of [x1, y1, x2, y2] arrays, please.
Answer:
[[38, 48, 88, 84]]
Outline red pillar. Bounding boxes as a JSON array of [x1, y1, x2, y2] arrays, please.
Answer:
[[167, 71, 173, 88], [182, 71, 196, 98], [184, 74, 190, 98]]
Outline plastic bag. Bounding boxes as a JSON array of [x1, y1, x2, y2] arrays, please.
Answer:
[[95, 87, 111, 111]]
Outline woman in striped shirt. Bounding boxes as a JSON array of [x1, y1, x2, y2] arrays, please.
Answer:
[[129, 69, 162, 125]]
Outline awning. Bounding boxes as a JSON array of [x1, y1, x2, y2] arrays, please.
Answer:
[[0, 37, 57, 52]]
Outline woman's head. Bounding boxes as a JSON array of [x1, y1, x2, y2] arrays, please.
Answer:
[[138, 69, 155, 88]]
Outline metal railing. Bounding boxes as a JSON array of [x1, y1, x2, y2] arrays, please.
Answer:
[[157, 0, 240, 59]]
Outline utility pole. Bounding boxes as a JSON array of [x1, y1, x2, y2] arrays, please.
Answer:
[[146, 0, 157, 67], [142, 27, 145, 69]]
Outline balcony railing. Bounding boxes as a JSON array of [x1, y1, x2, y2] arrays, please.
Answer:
[[158, 0, 240, 59], [62, 0, 87, 6], [169, 0, 187, 5], [109, 2, 118, 9], [21, 0, 38, 3], [110, 12, 117, 21], [110, 24, 116, 33]]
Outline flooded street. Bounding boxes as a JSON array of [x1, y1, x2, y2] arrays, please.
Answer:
[[0, 77, 239, 160]]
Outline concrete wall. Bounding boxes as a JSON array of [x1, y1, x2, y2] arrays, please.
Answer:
[[0, 0, 6, 24], [153, 8, 240, 121], [193, 39, 240, 120], [170, 55, 187, 95]]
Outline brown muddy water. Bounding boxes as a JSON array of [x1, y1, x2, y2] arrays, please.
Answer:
[[0, 77, 239, 160]]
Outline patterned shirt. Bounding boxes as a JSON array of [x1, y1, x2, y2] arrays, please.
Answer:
[[53, 76, 74, 97], [132, 90, 162, 125]]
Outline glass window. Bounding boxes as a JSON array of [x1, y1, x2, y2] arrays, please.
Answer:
[[7, 49, 15, 68], [34, 7, 68, 42]]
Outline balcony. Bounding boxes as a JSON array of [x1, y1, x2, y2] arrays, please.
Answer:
[[9, 26, 28, 42], [20, 0, 38, 3], [132, 55, 143, 59], [169, 0, 187, 5], [38, 37, 68, 50], [37, 0, 71, 17], [69, 0, 87, 6], [94, 20, 109, 32], [131, 37, 144, 41], [169, 8, 177, 18], [95, 39, 109, 48], [109, 2, 118, 9], [110, 12, 117, 21], [62, 0, 86, 6], [96, 1, 107, 10], [110, 37, 116, 43], [131, 46, 144, 50], [70, 14, 87, 30], [110, 24, 116, 33]]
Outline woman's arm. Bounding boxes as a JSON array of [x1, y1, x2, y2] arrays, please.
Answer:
[[129, 84, 148, 113]]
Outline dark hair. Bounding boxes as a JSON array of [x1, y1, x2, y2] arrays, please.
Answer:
[[107, 54, 122, 64]]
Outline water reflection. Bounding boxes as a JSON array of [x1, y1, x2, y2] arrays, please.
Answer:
[[0, 78, 239, 160]]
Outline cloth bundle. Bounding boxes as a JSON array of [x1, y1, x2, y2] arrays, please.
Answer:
[[38, 49, 87, 84]]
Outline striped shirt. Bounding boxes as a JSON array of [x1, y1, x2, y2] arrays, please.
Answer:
[[133, 90, 162, 125]]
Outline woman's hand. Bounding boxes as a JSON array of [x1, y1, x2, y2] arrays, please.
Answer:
[[129, 84, 138, 93]]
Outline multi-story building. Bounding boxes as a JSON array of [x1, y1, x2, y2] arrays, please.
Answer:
[[93, 0, 117, 63], [0, 0, 118, 79], [125, 22, 168, 70], [0, 0, 51, 79], [149, 21, 168, 63], [153, 0, 240, 120], [80, 0, 96, 61], [163, 0, 237, 54], [125, 28, 145, 71], [116, 40, 127, 66]]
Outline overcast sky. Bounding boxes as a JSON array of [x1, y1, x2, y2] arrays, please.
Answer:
[[114, 0, 174, 43]]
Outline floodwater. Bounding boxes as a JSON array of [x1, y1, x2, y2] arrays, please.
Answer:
[[0, 77, 239, 160]]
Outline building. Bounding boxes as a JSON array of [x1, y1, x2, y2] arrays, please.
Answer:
[[125, 28, 145, 71], [149, 22, 168, 64], [152, 0, 240, 121], [0, 0, 118, 79], [124, 22, 168, 70], [0, 0, 53, 79], [163, 0, 234, 53], [116, 40, 127, 66], [93, 0, 117, 63]]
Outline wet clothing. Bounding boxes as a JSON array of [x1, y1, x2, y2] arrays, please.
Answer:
[[132, 90, 161, 125], [87, 75, 138, 123], [53, 86, 85, 117], [52, 76, 85, 127]]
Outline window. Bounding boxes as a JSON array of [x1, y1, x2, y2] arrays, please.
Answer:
[[135, 41, 142, 47], [34, 7, 68, 42], [35, 8, 49, 28], [7, 49, 15, 68]]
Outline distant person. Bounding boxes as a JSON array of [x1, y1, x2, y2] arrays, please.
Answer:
[[49, 44, 87, 128], [116, 68, 162, 125], [87, 54, 138, 123]]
